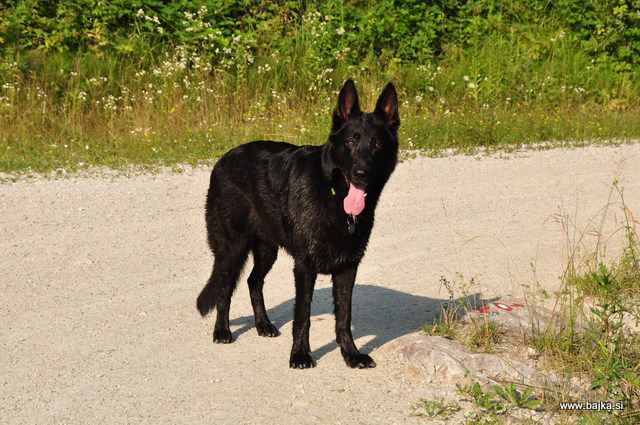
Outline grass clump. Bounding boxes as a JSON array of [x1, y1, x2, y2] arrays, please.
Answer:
[[527, 183, 640, 422], [420, 318, 460, 341], [420, 183, 640, 423], [456, 382, 542, 423], [416, 398, 461, 420], [493, 383, 542, 410], [466, 319, 505, 354], [420, 278, 464, 340], [421, 275, 505, 353], [457, 382, 509, 416]]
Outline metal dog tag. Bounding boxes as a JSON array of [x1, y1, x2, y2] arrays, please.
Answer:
[[347, 215, 356, 234]]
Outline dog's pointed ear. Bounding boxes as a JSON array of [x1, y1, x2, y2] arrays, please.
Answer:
[[332, 79, 361, 129], [374, 82, 400, 131]]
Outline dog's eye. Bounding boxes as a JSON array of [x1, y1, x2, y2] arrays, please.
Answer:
[[346, 138, 358, 148], [373, 139, 382, 150]]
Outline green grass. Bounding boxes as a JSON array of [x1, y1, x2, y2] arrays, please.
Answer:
[[416, 398, 461, 420], [466, 319, 505, 354], [529, 187, 640, 423], [421, 291, 463, 340], [2, 25, 640, 174], [420, 183, 640, 423], [527, 187, 640, 422]]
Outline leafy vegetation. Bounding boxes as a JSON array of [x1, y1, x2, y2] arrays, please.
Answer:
[[417, 383, 541, 422], [493, 383, 542, 410], [466, 319, 505, 353], [454, 382, 542, 423], [420, 183, 640, 423], [421, 276, 465, 339], [457, 382, 509, 415], [1, 1, 640, 172], [416, 398, 462, 420], [528, 183, 640, 423], [422, 275, 506, 353]]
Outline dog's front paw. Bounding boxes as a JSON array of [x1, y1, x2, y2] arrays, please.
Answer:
[[289, 352, 316, 369], [213, 328, 233, 343], [344, 352, 376, 369], [256, 321, 280, 337]]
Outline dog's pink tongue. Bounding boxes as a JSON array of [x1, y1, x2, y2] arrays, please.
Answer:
[[343, 182, 366, 216]]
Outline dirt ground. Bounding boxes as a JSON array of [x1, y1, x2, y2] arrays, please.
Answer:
[[1, 144, 639, 424]]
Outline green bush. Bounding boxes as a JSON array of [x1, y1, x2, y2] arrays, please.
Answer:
[[2, 1, 640, 70]]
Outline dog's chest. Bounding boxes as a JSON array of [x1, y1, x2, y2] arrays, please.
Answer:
[[300, 213, 373, 272]]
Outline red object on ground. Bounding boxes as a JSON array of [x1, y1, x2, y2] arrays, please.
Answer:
[[476, 305, 490, 313], [492, 302, 513, 311]]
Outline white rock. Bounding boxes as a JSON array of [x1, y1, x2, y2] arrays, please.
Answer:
[[388, 333, 559, 388]]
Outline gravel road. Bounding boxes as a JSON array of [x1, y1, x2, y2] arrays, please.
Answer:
[[1, 144, 639, 424]]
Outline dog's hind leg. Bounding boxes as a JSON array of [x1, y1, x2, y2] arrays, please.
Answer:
[[247, 239, 279, 337]]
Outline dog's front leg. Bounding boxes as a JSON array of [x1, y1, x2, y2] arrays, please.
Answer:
[[289, 257, 317, 369], [332, 267, 376, 368]]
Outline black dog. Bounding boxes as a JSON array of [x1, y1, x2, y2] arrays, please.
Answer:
[[197, 79, 399, 368]]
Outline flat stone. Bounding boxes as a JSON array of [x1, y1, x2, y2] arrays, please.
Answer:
[[463, 297, 554, 337], [388, 333, 559, 388], [388, 334, 470, 382]]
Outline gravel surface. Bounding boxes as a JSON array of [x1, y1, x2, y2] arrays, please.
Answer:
[[1, 144, 639, 424]]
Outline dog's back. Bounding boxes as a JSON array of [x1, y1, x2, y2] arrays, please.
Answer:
[[205, 141, 320, 254]]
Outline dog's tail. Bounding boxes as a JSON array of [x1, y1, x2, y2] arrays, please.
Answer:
[[196, 276, 216, 317]]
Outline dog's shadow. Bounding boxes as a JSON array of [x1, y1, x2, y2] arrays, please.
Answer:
[[230, 284, 494, 361]]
